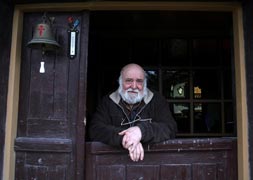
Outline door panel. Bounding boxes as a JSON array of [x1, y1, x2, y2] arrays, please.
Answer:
[[86, 139, 237, 180], [15, 12, 88, 180]]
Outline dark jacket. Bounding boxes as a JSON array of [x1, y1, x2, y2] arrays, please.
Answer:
[[89, 88, 177, 147]]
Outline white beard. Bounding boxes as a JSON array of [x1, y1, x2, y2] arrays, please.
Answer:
[[118, 86, 147, 104]]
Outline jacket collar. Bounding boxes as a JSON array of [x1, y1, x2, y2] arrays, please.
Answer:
[[109, 88, 153, 105]]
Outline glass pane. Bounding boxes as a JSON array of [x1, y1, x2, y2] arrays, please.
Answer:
[[132, 39, 159, 66], [162, 70, 189, 99], [193, 70, 221, 99], [224, 102, 235, 134], [161, 39, 189, 66], [194, 103, 221, 133], [192, 39, 219, 67], [99, 38, 131, 67], [170, 103, 190, 133], [224, 68, 233, 99], [145, 70, 159, 91], [221, 39, 232, 67]]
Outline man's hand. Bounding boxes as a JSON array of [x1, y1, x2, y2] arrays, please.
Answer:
[[128, 142, 144, 162], [119, 126, 142, 151]]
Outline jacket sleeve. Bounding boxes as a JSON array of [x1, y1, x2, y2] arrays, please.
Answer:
[[89, 96, 124, 147], [136, 93, 177, 144]]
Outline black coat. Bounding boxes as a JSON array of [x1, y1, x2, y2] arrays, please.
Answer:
[[89, 89, 177, 147]]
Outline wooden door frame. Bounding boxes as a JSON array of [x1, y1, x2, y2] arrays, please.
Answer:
[[3, 2, 248, 180]]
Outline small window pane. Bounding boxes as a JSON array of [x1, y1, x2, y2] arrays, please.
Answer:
[[170, 103, 190, 133], [99, 38, 131, 66], [192, 39, 219, 66], [132, 39, 159, 66], [224, 69, 233, 99], [193, 70, 221, 99], [194, 103, 221, 133], [146, 70, 159, 91], [162, 70, 189, 99], [224, 102, 235, 134], [161, 39, 189, 66], [221, 39, 232, 67]]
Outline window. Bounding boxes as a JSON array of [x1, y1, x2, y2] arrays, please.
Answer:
[[142, 38, 235, 137], [87, 11, 235, 138]]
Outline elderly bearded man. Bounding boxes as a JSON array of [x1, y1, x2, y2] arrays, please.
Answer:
[[89, 63, 177, 162]]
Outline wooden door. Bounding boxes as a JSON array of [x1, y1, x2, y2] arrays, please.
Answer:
[[14, 11, 89, 180]]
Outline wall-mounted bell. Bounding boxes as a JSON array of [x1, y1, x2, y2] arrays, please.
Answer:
[[27, 13, 60, 51]]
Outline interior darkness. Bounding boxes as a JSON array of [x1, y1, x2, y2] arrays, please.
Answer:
[[86, 11, 233, 137]]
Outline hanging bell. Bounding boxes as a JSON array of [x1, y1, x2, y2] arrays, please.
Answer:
[[27, 14, 60, 51]]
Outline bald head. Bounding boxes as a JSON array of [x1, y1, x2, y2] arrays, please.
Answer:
[[120, 63, 145, 78]]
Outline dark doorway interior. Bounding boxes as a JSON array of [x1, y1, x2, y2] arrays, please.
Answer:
[[87, 11, 234, 139]]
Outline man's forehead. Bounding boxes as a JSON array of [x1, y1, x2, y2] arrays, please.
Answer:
[[123, 70, 144, 79], [122, 65, 144, 77]]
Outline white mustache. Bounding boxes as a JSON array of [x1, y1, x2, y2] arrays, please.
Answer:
[[126, 88, 139, 93]]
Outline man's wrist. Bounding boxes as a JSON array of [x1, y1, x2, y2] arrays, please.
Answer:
[[136, 125, 144, 141]]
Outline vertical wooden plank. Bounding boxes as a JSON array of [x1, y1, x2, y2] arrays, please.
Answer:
[[97, 165, 126, 180], [26, 165, 48, 180], [29, 49, 54, 119], [53, 13, 69, 121], [15, 152, 26, 179], [0, 1, 13, 178], [47, 166, 67, 180], [233, 6, 250, 180], [3, 8, 23, 180], [192, 163, 217, 180], [216, 163, 225, 180], [126, 165, 160, 180], [242, 1, 253, 180], [53, 51, 68, 119], [160, 164, 191, 180], [76, 11, 89, 180], [65, 12, 82, 179], [17, 12, 35, 137]]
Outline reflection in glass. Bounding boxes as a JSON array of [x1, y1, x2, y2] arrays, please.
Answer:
[[145, 70, 159, 91], [170, 103, 190, 133], [162, 70, 189, 99], [193, 70, 221, 99], [194, 86, 202, 98], [221, 39, 232, 67], [132, 39, 159, 66], [162, 39, 189, 66], [194, 103, 221, 133], [224, 102, 235, 134], [192, 39, 219, 66], [224, 69, 233, 99]]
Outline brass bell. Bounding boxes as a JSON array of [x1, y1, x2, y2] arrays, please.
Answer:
[[27, 13, 60, 51]]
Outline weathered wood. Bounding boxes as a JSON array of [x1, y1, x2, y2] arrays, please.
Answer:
[[0, 1, 14, 179], [15, 12, 89, 180], [86, 138, 237, 180], [243, 1, 253, 179], [15, 137, 72, 152], [75, 11, 89, 180]]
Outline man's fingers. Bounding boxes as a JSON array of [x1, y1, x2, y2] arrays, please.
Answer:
[[118, 130, 127, 135], [128, 143, 144, 162], [129, 151, 134, 161], [130, 142, 137, 152], [134, 146, 140, 162], [139, 143, 144, 161]]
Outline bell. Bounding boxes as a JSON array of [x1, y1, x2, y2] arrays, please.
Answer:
[[27, 14, 60, 51]]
